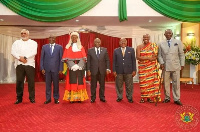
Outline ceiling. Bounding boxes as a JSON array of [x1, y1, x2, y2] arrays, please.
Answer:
[[0, 15, 181, 38]]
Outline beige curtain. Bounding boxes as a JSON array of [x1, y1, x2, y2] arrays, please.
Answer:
[[0, 34, 19, 83]]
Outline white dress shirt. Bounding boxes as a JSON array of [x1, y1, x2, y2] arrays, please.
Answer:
[[50, 43, 55, 53], [121, 47, 126, 52], [11, 39, 38, 68], [95, 47, 100, 55]]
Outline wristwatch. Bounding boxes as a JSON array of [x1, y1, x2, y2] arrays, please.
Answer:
[[24, 56, 27, 60]]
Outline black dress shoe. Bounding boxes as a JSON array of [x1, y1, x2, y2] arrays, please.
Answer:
[[100, 99, 106, 102], [44, 100, 51, 104], [128, 99, 133, 103], [163, 99, 170, 103], [116, 98, 122, 102], [91, 100, 95, 103], [174, 100, 183, 106], [30, 99, 35, 103], [54, 99, 59, 104], [14, 100, 22, 104]]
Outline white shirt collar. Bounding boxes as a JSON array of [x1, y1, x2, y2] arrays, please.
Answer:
[[50, 43, 55, 46], [95, 47, 100, 51], [166, 39, 172, 42], [121, 47, 126, 50]]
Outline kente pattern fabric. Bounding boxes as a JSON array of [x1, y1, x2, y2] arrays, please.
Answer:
[[138, 43, 161, 99]]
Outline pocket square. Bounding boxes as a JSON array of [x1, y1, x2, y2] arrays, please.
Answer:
[[174, 43, 178, 46]]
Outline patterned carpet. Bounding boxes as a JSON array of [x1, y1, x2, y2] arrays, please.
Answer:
[[0, 82, 199, 132]]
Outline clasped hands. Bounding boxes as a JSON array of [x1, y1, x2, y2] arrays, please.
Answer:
[[19, 56, 27, 64], [71, 64, 82, 71]]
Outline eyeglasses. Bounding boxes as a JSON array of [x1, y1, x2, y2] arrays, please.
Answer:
[[21, 32, 27, 35]]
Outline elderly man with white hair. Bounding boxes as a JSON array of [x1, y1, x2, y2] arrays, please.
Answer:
[[11, 29, 38, 104], [62, 32, 89, 103]]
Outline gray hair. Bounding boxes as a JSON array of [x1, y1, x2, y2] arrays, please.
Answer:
[[21, 29, 29, 35]]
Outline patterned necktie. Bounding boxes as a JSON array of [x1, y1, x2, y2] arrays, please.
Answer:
[[122, 48, 125, 57], [167, 40, 170, 47], [97, 48, 100, 58]]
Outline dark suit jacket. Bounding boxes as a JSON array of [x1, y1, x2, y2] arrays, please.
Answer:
[[40, 44, 63, 73], [87, 47, 110, 75], [113, 46, 136, 74]]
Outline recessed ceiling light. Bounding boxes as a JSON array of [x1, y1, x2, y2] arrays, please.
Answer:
[[76, 20, 79, 22], [0, 19, 4, 21], [148, 20, 152, 22]]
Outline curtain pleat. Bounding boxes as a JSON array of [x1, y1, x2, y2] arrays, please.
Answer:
[[118, 0, 127, 22], [0, 0, 101, 22], [143, 0, 200, 22]]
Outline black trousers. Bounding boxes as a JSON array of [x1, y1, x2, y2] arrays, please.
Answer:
[[90, 69, 106, 100], [16, 65, 35, 101], [69, 70, 85, 85]]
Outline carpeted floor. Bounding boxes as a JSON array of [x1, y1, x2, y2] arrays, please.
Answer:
[[0, 82, 199, 132]]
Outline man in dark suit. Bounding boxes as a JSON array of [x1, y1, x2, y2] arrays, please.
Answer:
[[113, 38, 136, 103], [87, 38, 110, 103], [40, 35, 63, 104]]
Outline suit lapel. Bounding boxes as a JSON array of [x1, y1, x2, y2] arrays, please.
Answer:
[[92, 48, 98, 59], [124, 47, 127, 57], [163, 41, 170, 52], [48, 44, 52, 56], [99, 47, 103, 59]]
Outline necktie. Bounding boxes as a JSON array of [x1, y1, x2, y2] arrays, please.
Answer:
[[97, 48, 100, 58], [167, 40, 170, 47], [50, 44, 53, 55], [122, 48, 125, 57]]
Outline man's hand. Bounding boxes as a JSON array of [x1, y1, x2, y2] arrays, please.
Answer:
[[113, 72, 117, 77], [87, 71, 91, 76], [59, 71, 62, 74], [181, 66, 184, 70], [160, 64, 164, 70], [19, 56, 27, 63], [132, 71, 136, 77], [71, 64, 79, 71], [106, 70, 111, 75], [42, 70, 45, 75]]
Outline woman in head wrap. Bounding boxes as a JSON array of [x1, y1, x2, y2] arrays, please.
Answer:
[[62, 32, 89, 103]]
